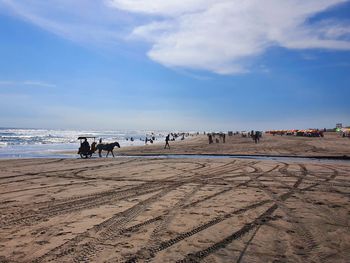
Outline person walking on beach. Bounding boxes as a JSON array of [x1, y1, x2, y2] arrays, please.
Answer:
[[254, 131, 260, 144], [208, 134, 213, 144], [164, 134, 170, 149]]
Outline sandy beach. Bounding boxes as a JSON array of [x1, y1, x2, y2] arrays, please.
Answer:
[[118, 132, 350, 157], [0, 133, 349, 262], [2, 0, 350, 261]]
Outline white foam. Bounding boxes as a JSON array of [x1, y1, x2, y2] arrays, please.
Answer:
[[0, 128, 172, 158]]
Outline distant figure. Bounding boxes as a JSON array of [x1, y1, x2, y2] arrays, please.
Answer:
[[99, 138, 102, 144], [254, 131, 260, 144], [164, 134, 170, 149], [250, 130, 254, 139], [130, 137, 134, 142], [208, 134, 213, 144], [223, 133, 226, 143]]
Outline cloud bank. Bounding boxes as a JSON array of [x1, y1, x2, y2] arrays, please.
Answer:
[[1, 0, 350, 74]]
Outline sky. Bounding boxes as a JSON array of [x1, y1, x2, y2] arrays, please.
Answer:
[[0, 0, 349, 131]]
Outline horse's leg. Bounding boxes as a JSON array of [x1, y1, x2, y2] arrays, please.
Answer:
[[99, 149, 102, 158], [106, 151, 109, 157], [111, 150, 114, 158]]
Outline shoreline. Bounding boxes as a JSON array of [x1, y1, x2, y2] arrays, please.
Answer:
[[2, 132, 350, 159]]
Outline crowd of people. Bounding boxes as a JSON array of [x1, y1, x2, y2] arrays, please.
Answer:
[[266, 129, 324, 137], [207, 133, 226, 144], [207, 130, 262, 144]]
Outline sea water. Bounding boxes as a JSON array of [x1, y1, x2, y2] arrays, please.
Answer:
[[0, 128, 167, 158]]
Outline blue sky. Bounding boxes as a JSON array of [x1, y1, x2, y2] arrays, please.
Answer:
[[0, 0, 349, 131]]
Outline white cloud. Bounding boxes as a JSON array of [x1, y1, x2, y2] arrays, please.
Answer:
[[0, 80, 56, 88], [106, 0, 215, 16], [118, 0, 350, 74], [1, 0, 350, 74]]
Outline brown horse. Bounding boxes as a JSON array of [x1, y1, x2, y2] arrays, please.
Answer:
[[96, 142, 120, 157]]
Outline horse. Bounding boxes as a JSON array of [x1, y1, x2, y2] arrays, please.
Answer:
[[96, 142, 120, 158], [96, 142, 120, 157]]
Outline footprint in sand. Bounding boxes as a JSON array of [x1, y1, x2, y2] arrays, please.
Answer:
[[36, 240, 50, 245], [197, 239, 212, 244], [55, 231, 71, 236], [331, 204, 342, 208], [120, 242, 134, 249]]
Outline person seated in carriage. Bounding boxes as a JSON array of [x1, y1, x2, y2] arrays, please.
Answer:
[[78, 138, 90, 154]]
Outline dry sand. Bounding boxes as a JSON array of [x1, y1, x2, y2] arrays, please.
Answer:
[[0, 133, 350, 262], [118, 132, 350, 157]]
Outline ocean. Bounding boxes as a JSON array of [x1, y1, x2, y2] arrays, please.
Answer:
[[0, 128, 167, 158]]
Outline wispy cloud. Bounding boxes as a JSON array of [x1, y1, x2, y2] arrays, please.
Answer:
[[0, 80, 56, 88], [1, 0, 350, 74], [0, 0, 135, 45]]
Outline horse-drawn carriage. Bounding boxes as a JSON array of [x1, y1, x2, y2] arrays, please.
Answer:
[[77, 136, 97, 158], [77, 136, 121, 158]]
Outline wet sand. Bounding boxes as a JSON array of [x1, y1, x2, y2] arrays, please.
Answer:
[[0, 133, 350, 262]]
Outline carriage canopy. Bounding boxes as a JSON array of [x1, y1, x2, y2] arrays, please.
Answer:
[[77, 136, 96, 140]]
